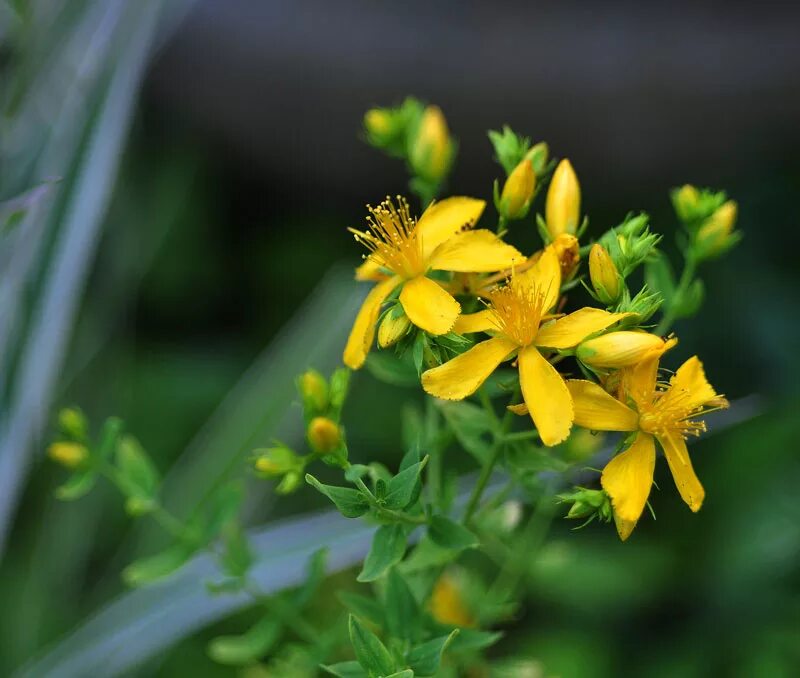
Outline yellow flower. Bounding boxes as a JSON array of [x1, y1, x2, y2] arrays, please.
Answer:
[[566, 354, 727, 540], [344, 196, 524, 369], [422, 248, 629, 445], [545, 159, 581, 238], [429, 573, 475, 627], [577, 332, 676, 369], [48, 441, 89, 469]]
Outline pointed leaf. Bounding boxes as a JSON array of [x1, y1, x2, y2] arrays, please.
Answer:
[[322, 661, 369, 678], [428, 516, 479, 552], [349, 615, 395, 676], [385, 568, 420, 641], [337, 592, 385, 627], [55, 470, 97, 501], [384, 456, 428, 510], [121, 543, 195, 587], [357, 524, 407, 582], [406, 630, 459, 676], [306, 474, 370, 518], [207, 614, 282, 666]]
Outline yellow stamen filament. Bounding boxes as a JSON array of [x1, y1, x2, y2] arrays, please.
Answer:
[[488, 280, 547, 347], [349, 196, 425, 279]]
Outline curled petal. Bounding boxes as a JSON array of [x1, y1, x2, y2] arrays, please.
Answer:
[[416, 197, 486, 259], [422, 337, 517, 400], [343, 276, 402, 369], [400, 276, 461, 335]]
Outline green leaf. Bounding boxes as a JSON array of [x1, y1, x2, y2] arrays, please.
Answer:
[[114, 435, 159, 502], [384, 456, 428, 510], [406, 630, 459, 677], [306, 474, 370, 518], [436, 401, 494, 463], [644, 252, 676, 305], [345, 464, 371, 482], [428, 516, 479, 552], [192, 482, 245, 543], [366, 351, 419, 387], [675, 278, 705, 317], [358, 525, 407, 582], [322, 661, 369, 678], [207, 613, 282, 666], [447, 628, 503, 652], [400, 536, 457, 573], [55, 470, 97, 501], [348, 615, 395, 676], [385, 568, 420, 642], [338, 591, 385, 627], [218, 524, 254, 579], [294, 548, 328, 607], [121, 543, 195, 588], [505, 442, 569, 474], [385, 671, 414, 678]]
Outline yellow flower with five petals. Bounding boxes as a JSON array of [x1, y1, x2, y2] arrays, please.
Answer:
[[343, 196, 524, 369], [421, 247, 630, 445], [566, 354, 727, 540]]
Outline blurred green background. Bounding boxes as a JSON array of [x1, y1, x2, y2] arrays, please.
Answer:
[[1, 1, 798, 676]]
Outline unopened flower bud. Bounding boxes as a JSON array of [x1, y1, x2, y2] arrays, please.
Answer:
[[364, 108, 392, 140], [307, 417, 342, 455], [545, 159, 581, 238], [276, 471, 303, 495], [577, 332, 676, 368], [58, 407, 88, 440], [409, 105, 452, 183], [551, 233, 580, 280], [559, 487, 613, 523], [48, 441, 89, 469], [695, 200, 739, 260], [378, 310, 412, 348], [672, 184, 700, 222], [298, 369, 328, 413], [524, 141, 549, 176], [429, 573, 475, 628], [497, 158, 535, 220], [589, 243, 622, 304], [253, 445, 300, 477]]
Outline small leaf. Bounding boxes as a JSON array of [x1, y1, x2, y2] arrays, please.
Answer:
[[306, 474, 370, 518], [345, 464, 371, 482], [448, 628, 503, 652], [436, 401, 494, 463], [349, 615, 395, 676], [675, 278, 705, 317], [644, 252, 676, 305], [218, 523, 254, 579], [207, 614, 282, 665], [428, 515, 479, 552], [406, 630, 459, 677], [192, 482, 245, 543], [322, 661, 369, 678], [122, 543, 195, 587], [385, 568, 420, 642], [384, 456, 428, 510], [55, 471, 97, 501], [366, 352, 419, 387], [401, 536, 456, 573], [385, 671, 414, 678], [338, 591, 385, 627], [294, 548, 327, 607], [358, 525, 407, 582]]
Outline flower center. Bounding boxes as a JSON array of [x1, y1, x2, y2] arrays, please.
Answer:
[[350, 197, 426, 279], [488, 280, 546, 347], [637, 393, 707, 438]]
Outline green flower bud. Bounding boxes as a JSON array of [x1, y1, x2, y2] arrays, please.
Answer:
[[599, 213, 661, 277], [496, 158, 535, 220], [670, 184, 727, 226], [694, 200, 740, 260], [58, 407, 88, 440], [558, 487, 613, 524], [377, 308, 412, 348], [307, 417, 342, 455], [253, 444, 301, 478], [48, 441, 89, 469], [488, 125, 531, 175], [297, 369, 328, 414], [409, 105, 453, 183], [589, 243, 622, 305], [524, 141, 549, 176]]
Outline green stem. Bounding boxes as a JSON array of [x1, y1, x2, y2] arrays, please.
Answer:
[[655, 252, 696, 335], [464, 387, 519, 526], [349, 467, 427, 525], [503, 430, 540, 443], [244, 582, 321, 645], [497, 215, 508, 235]]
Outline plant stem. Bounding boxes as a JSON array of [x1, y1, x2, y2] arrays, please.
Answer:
[[464, 387, 518, 526], [655, 252, 696, 335], [349, 468, 427, 525]]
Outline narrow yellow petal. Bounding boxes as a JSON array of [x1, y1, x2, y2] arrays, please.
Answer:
[[657, 431, 705, 512], [429, 229, 524, 272], [354, 256, 386, 281], [566, 380, 639, 431], [399, 276, 461, 335], [601, 432, 656, 540], [343, 276, 402, 369], [416, 197, 486, 260], [422, 337, 517, 400], [536, 308, 631, 350], [518, 346, 573, 446], [621, 353, 662, 406], [453, 309, 497, 334], [662, 356, 718, 414], [516, 247, 561, 312], [576, 331, 672, 368]]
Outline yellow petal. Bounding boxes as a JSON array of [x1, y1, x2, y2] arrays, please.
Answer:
[[507, 402, 528, 415], [399, 276, 461, 335], [429, 229, 525, 272], [576, 331, 672, 368], [422, 337, 517, 400], [453, 309, 497, 334], [416, 197, 486, 260], [657, 431, 705, 512], [516, 246, 561, 312], [518, 346, 573, 446], [566, 380, 639, 431], [343, 276, 402, 369], [354, 256, 387, 281], [662, 356, 718, 414], [601, 432, 656, 541], [536, 308, 631, 350], [621, 353, 662, 406]]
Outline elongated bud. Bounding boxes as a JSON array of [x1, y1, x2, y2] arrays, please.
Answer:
[[577, 332, 676, 368], [589, 243, 622, 304], [558, 487, 613, 524], [695, 200, 739, 260], [545, 159, 581, 238], [253, 444, 300, 477], [364, 108, 392, 139], [498, 158, 535, 220], [672, 184, 700, 222], [551, 233, 580, 280], [298, 369, 328, 413], [378, 310, 412, 348], [429, 573, 475, 628], [48, 441, 89, 469], [307, 417, 342, 455], [58, 407, 88, 440], [409, 105, 452, 183], [524, 141, 549, 176]]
